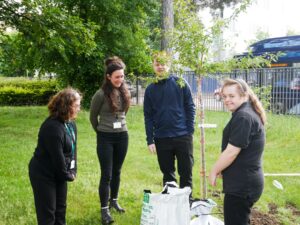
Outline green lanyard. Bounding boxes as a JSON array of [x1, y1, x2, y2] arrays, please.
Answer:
[[65, 122, 76, 159]]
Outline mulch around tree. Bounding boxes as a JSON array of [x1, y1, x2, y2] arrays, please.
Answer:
[[208, 190, 300, 224], [250, 208, 281, 225]]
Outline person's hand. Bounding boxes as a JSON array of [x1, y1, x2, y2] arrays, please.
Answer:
[[148, 144, 156, 154], [66, 172, 76, 182], [208, 171, 218, 187]]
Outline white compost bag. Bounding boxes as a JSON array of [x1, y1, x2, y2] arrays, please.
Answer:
[[190, 199, 224, 225], [190, 216, 224, 225], [140, 184, 191, 225]]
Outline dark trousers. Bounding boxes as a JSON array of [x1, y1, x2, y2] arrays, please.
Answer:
[[29, 175, 67, 225], [224, 194, 256, 225], [155, 134, 194, 188], [97, 131, 128, 207]]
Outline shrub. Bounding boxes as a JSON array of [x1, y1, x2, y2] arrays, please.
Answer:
[[0, 78, 58, 106]]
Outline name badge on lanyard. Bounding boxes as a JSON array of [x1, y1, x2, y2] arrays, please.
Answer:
[[113, 122, 122, 129], [113, 113, 122, 129], [65, 123, 76, 167], [70, 160, 75, 169]]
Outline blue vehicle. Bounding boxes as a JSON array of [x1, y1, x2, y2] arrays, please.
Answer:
[[235, 36, 300, 114], [235, 35, 300, 68]]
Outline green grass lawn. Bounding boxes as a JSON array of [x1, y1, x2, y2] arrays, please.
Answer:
[[0, 106, 299, 225]]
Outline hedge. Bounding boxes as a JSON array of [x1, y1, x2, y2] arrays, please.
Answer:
[[0, 78, 58, 106]]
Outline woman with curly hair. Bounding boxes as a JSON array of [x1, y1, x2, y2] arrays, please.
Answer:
[[90, 56, 131, 224], [29, 88, 82, 225]]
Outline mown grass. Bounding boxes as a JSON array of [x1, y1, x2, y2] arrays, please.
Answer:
[[0, 106, 299, 225]]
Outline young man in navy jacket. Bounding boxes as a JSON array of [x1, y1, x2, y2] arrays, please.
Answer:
[[143, 51, 195, 191]]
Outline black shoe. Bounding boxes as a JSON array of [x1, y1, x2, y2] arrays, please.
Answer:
[[101, 208, 114, 224], [110, 199, 125, 213]]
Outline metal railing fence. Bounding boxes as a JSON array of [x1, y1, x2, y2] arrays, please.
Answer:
[[130, 67, 300, 115]]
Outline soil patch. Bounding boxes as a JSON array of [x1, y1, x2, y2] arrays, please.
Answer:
[[268, 202, 278, 214], [286, 202, 300, 216], [250, 208, 281, 225]]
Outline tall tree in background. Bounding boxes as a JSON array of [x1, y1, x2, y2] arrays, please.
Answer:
[[196, 0, 243, 18], [195, 0, 244, 61], [286, 29, 299, 36], [171, 0, 252, 199], [161, 0, 174, 52], [0, 0, 98, 78], [248, 28, 270, 46], [0, 0, 156, 106], [53, 0, 156, 104]]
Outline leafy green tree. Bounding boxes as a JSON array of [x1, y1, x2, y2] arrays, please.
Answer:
[[170, 0, 273, 199], [1, 0, 99, 104], [248, 28, 270, 46], [286, 29, 299, 36], [57, 0, 157, 104], [0, 33, 28, 77], [147, 1, 162, 51], [0, 0, 157, 106], [196, 0, 244, 17]]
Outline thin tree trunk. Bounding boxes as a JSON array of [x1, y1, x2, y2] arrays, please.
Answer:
[[197, 76, 207, 199], [161, 0, 174, 53]]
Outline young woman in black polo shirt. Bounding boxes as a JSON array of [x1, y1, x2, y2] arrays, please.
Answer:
[[209, 78, 266, 225]]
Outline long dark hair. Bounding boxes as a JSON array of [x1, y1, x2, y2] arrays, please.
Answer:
[[101, 56, 131, 113], [48, 88, 82, 121]]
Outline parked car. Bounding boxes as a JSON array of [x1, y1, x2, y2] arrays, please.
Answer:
[[214, 88, 222, 101], [212, 75, 300, 114], [271, 76, 300, 114], [290, 77, 300, 90], [288, 102, 300, 114]]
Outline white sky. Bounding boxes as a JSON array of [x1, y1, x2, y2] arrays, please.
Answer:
[[200, 0, 300, 58], [226, 0, 300, 54]]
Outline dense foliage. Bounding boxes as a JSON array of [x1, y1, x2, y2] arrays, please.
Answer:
[[196, 0, 244, 13], [0, 0, 160, 106], [0, 78, 58, 105]]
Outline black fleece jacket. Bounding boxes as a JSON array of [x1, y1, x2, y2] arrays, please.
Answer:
[[29, 117, 77, 182]]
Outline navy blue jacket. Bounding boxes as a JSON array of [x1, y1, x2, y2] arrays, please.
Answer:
[[143, 76, 195, 145]]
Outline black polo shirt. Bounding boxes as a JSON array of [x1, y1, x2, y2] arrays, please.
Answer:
[[221, 102, 265, 200]]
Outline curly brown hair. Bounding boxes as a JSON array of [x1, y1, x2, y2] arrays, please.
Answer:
[[48, 88, 82, 121], [102, 56, 131, 113]]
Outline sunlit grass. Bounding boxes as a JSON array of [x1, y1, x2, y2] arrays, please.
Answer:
[[0, 106, 299, 224]]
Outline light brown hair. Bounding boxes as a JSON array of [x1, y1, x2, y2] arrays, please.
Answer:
[[221, 78, 266, 125]]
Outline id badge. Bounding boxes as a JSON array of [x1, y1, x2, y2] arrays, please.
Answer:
[[113, 122, 122, 129], [70, 160, 75, 169]]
